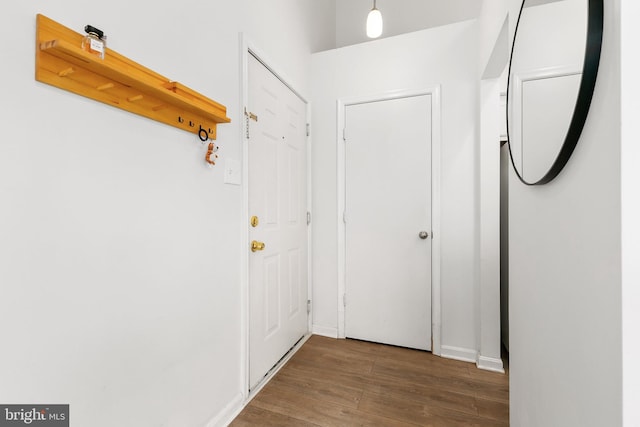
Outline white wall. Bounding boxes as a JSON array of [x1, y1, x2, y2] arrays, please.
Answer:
[[478, 0, 510, 74], [476, 3, 510, 373], [310, 21, 481, 358], [477, 77, 504, 371], [308, 1, 337, 52], [620, 1, 640, 425], [507, 0, 623, 426], [0, 1, 327, 426], [334, 0, 481, 49]]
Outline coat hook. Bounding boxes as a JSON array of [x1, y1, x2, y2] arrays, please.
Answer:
[[178, 116, 184, 123], [198, 125, 209, 142], [189, 121, 195, 127]]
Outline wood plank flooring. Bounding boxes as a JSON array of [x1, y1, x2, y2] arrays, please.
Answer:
[[231, 335, 509, 426]]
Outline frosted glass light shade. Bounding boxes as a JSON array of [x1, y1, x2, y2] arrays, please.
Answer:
[[366, 8, 383, 38]]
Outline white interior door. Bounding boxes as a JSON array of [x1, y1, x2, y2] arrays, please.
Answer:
[[345, 94, 432, 351], [248, 54, 308, 389]]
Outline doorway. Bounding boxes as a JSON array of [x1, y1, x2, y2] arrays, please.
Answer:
[[336, 88, 442, 354], [246, 52, 309, 390]]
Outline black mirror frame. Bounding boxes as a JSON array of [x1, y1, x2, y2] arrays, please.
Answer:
[[506, 0, 604, 185]]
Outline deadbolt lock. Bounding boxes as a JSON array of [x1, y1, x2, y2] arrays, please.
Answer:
[[250, 216, 259, 227], [251, 240, 266, 252]]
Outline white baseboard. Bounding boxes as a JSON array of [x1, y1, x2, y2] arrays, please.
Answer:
[[440, 345, 478, 363], [204, 392, 244, 427], [312, 324, 338, 338], [476, 355, 505, 373]]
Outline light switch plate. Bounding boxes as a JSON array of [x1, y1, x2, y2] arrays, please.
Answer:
[[223, 159, 241, 185]]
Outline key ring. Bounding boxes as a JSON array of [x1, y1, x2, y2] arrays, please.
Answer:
[[198, 125, 209, 142]]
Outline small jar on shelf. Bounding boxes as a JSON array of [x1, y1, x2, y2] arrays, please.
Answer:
[[82, 25, 105, 59]]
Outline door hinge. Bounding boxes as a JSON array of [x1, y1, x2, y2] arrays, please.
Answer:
[[307, 299, 311, 314], [306, 123, 310, 137], [343, 211, 347, 224], [342, 127, 347, 141], [343, 293, 347, 307], [307, 211, 311, 225]]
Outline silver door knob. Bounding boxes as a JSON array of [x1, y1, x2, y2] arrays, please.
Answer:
[[419, 231, 429, 240]]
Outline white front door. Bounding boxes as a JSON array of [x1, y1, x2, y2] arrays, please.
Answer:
[[248, 54, 308, 389], [344, 94, 432, 351]]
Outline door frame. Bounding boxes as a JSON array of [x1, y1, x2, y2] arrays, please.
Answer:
[[240, 35, 313, 399], [336, 87, 442, 356]]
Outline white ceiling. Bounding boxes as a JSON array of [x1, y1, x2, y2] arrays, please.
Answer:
[[310, 0, 483, 52]]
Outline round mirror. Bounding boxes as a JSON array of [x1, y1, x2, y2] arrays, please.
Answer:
[[506, 0, 603, 185]]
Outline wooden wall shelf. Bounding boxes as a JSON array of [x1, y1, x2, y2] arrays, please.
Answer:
[[35, 14, 230, 139]]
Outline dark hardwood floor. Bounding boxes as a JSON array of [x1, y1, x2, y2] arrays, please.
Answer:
[[231, 335, 509, 426]]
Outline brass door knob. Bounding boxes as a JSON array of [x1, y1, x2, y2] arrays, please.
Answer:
[[251, 240, 266, 252]]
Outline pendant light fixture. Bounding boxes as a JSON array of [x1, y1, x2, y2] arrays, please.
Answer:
[[366, 0, 383, 38]]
